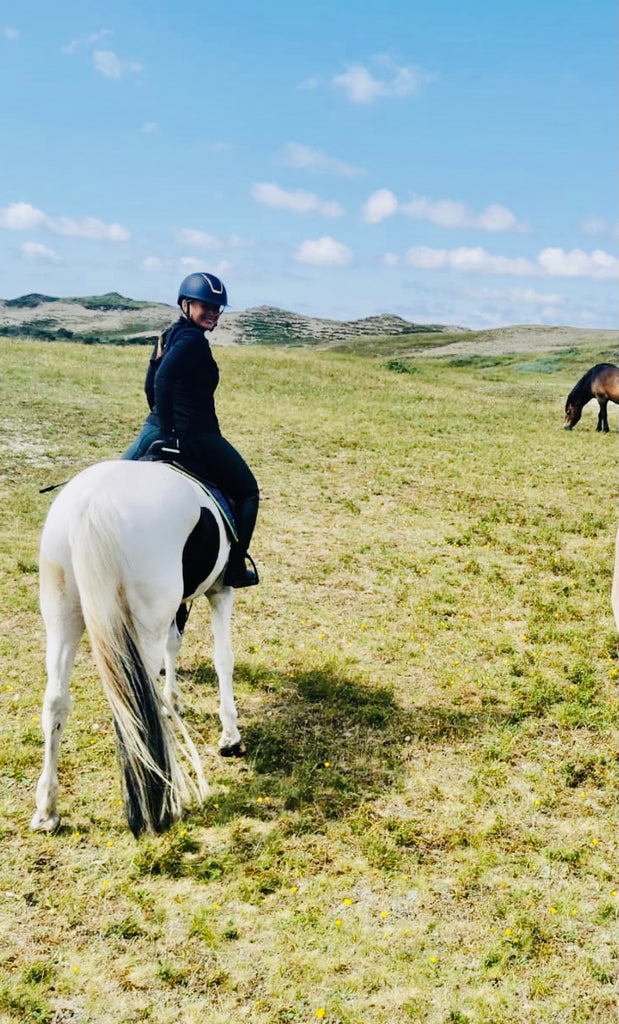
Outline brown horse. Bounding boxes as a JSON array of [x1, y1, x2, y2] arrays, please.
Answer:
[[563, 363, 619, 432]]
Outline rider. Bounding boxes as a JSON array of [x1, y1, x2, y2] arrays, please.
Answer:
[[123, 272, 259, 589]]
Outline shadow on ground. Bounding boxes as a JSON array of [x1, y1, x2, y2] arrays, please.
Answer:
[[130, 661, 519, 880], [179, 661, 510, 826]]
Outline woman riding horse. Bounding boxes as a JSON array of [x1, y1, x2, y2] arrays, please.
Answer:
[[124, 272, 259, 588]]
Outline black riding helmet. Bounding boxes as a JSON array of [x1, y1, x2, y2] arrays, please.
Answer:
[[177, 272, 228, 311]]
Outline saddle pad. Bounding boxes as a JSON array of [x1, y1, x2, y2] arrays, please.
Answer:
[[166, 461, 238, 543]]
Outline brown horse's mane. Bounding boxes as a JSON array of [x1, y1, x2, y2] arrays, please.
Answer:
[[566, 363, 618, 408]]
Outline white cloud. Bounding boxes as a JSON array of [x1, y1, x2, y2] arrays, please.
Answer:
[[179, 256, 232, 277], [3, 27, 19, 40], [581, 217, 619, 240], [177, 229, 222, 249], [473, 285, 563, 308], [475, 204, 523, 232], [332, 58, 428, 104], [53, 216, 130, 241], [403, 195, 525, 232], [21, 242, 61, 264], [179, 256, 206, 272], [283, 143, 364, 178], [251, 182, 344, 217], [402, 196, 469, 227], [362, 189, 399, 223], [405, 247, 454, 271], [0, 202, 46, 230], [93, 50, 143, 79], [141, 122, 159, 134], [363, 189, 526, 231], [142, 256, 168, 273], [61, 29, 112, 54], [0, 202, 130, 241], [405, 246, 534, 275], [403, 244, 619, 280], [537, 247, 619, 280], [294, 236, 353, 266], [176, 229, 249, 250]]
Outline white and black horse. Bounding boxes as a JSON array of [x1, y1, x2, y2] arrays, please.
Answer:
[[31, 459, 243, 837]]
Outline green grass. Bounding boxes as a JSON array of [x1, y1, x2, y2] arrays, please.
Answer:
[[0, 335, 616, 1023]]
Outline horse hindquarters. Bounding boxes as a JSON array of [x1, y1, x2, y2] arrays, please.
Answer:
[[68, 497, 205, 836]]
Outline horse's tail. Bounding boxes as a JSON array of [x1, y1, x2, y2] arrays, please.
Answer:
[[69, 495, 205, 836]]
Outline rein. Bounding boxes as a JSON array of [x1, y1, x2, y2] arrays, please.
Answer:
[[39, 480, 70, 494]]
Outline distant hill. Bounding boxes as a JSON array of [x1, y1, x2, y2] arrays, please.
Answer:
[[0, 292, 174, 343], [0, 292, 616, 358], [0, 291, 466, 348]]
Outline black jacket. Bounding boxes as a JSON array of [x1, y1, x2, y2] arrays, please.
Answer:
[[150, 317, 221, 441]]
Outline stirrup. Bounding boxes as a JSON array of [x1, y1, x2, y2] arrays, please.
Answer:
[[224, 551, 260, 588]]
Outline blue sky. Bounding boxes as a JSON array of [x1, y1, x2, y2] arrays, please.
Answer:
[[1, 0, 617, 327]]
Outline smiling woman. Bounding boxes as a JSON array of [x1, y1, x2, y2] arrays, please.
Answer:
[[123, 271, 260, 589]]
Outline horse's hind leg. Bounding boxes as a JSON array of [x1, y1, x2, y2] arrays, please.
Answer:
[[31, 560, 84, 832], [162, 604, 191, 714], [163, 617, 184, 715], [208, 587, 243, 756], [598, 399, 609, 432]]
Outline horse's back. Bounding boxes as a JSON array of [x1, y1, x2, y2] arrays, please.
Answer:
[[43, 461, 204, 545], [41, 460, 226, 599], [591, 364, 619, 402]]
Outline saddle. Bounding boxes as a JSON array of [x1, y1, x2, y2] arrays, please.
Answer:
[[140, 439, 238, 543]]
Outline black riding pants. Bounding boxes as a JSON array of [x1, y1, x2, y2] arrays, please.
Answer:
[[186, 433, 259, 552]]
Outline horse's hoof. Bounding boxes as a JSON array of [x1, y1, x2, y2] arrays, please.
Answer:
[[30, 810, 60, 833], [219, 741, 246, 758]]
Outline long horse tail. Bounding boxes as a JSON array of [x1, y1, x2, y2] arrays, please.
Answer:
[[69, 495, 206, 836]]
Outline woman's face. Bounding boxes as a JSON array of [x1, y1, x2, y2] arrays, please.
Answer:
[[187, 299, 222, 331]]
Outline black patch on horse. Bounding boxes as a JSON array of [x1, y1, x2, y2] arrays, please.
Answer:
[[182, 507, 221, 599]]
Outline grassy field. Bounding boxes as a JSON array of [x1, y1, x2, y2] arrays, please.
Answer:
[[0, 334, 617, 1024]]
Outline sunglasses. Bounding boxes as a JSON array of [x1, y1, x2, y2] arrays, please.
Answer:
[[187, 299, 225, 315]]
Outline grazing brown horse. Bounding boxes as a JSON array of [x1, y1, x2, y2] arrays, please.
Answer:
[[563, 363, 619, 432]]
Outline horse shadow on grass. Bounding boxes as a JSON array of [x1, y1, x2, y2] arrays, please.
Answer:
[[178, 660, 510, 829], [130, 663, 520, 880]]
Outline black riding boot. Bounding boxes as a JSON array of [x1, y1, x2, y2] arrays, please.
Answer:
[[224, 492, 259, 588]]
